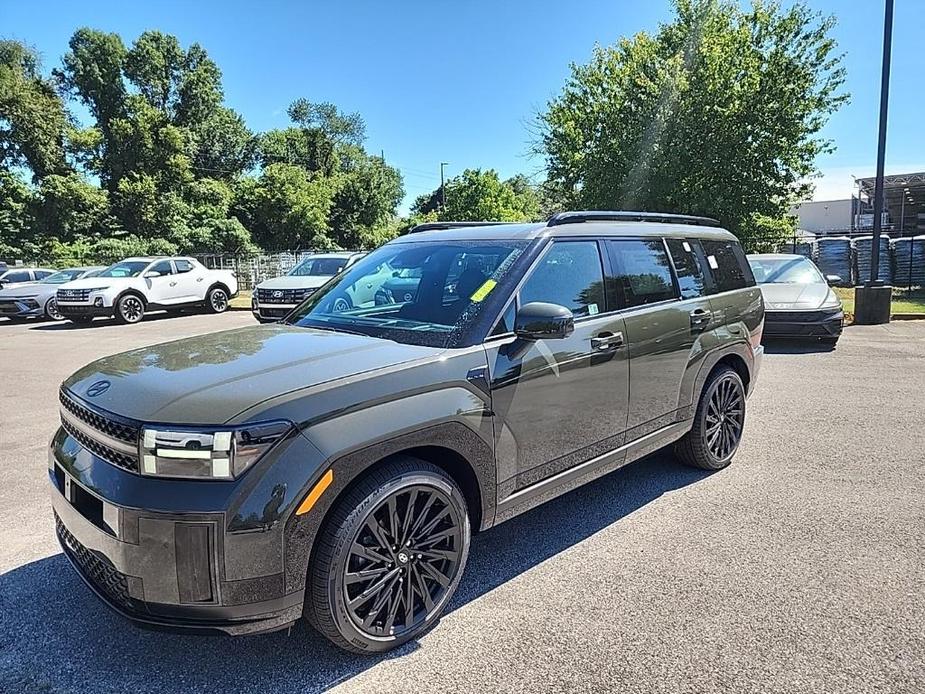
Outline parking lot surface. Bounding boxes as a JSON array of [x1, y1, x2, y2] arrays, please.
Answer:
[[1, 314, 923, 693]]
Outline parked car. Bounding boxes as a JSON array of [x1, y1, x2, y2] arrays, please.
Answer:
[[0, 267, 106, 321], [55, 256, 238, 325], [50, 211, 763, 653], [747, 253, 843, 345], [252, 252, 365, 322], [0, 267, 56, 289]]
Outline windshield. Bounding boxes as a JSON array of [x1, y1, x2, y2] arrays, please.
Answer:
[[41, 269, 89, 284], [288, 256, 349, 277], [96, 261, 150, 278], [749, 257, 824, 284], [286, 240, 528, 347]]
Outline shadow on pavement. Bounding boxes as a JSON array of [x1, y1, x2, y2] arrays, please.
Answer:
[[29, 310, 200, 331], [0, 452, 708, 693]]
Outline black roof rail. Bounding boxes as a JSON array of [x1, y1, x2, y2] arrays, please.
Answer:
[[408, 221, 520, 233], [546, 211, 721, 228]]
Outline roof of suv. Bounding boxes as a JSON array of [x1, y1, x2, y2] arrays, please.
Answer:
[[392, 220, 737, 244]]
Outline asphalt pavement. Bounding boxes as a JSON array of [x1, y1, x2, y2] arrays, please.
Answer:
[[0, 312, 923, 693]]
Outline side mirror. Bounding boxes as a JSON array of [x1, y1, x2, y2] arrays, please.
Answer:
[[514, 302, 575, 341], [825, 274, 842, 286], [144, 271, 161, 278]]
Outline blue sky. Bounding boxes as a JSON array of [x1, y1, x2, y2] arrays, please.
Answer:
[[2, 0, 922, 210]]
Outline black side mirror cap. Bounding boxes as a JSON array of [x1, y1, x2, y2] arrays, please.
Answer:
[[514, 302, 575, 341]]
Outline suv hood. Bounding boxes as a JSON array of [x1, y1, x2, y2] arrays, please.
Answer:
[[257, 275, 331, 291], [63, 325, 441, 424], [758, 283, 836, 310]]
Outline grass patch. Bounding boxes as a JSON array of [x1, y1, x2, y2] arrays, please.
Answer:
[[833, 286, 925, 316]]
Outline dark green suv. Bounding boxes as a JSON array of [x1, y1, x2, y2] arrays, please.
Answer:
[[50, 211, 764, 653]]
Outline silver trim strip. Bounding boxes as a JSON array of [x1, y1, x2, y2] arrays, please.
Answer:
[[60, 408, 138, 456]]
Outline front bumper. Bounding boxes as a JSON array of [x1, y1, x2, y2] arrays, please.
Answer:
[[48, 411, 325, 635], [0, 298, 42, 318], [251, 299, 296, 322], [57, 303, 113, 318], [763, 309, 843, 339]]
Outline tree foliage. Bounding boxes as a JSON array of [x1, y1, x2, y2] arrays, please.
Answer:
[[539, 0, 847, 244], [411, 168, 540, 223]]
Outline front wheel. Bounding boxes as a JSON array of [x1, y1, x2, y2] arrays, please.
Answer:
[[206, 287, 229, 313], [675, 365, 745, 470], [115, 294, 145, 324], [307, 458, 471, 653]]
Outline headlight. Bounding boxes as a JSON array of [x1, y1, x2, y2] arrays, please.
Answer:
[[820, 291, 841, 309], [139, 420, 293, 480]]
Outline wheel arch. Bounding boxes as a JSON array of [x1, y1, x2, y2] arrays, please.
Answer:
[[283, 422, 494, 598], [687, 341, 753, 414], [206, 281, 231, 298], [114, 287, 148, 308]]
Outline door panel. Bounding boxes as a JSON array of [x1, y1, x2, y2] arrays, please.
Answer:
[[487, 239, 630, 497], [144, 260, 181, 303], [172, 259, 205, 301]]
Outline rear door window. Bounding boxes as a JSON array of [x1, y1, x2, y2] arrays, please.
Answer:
[[666, 239, 708, 299], [3, 270, 31, 283], [701, 239, 755, 293], [605, 239, 678, 309], [519, 241, 605, 318]]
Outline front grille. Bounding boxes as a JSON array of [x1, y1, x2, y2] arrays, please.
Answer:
[[765, 310, 840, 323], [56, 512, 134, 611], [58, 304, 97, 315], [257, 307, 291, 319], [57, 288, 91, 302], [60, 390, 138, 444], [59, 389, 140, 472], [256, 287, 314, 304], [0, 299, 23, 315]]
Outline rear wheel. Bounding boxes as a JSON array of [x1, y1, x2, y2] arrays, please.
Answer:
[[307, 458, 470, 653], [115, 294, 145, 324], [44, 297, 64, 321], [675, 365, 745, 470], [206, 286, 229, 313]]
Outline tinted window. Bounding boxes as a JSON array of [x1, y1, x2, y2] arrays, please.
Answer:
[[149, 260, 174, 276], [748, 256, 823, 284], [34, 270, 54, 279], [702, 240, 754, 293], [666, 238, 707, 299], [175, 259, 194, 273], [97, 261, 149, 278], [519, 241, 605, 318], [290, 257, 348, 277], [3, 271, 31, 283], [606, 239, 677, 309]]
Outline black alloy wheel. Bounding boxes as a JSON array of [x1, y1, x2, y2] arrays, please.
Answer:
[[675, 365, 745, 470], [308, 458, 470, 653], [208, 287, 229, 313], [116, 294, 145, 324]]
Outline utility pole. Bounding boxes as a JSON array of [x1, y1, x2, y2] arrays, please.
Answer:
[[856, 0, 894, 324], [440, 162, 449, 209]]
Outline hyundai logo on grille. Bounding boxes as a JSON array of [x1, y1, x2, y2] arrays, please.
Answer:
[[273, 290, 283, 298], [86, 380, 112, 397]]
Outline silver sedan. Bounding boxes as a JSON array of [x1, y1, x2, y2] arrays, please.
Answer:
[[0, 267, 106, 322]]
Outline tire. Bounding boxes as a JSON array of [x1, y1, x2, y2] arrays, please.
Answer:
[[675, 365, 745, 471], [114, 293, 145, 324], [206, 286, 229, 313], [44, 297, 65, 321], [331, 294, 352, 313], [306, 458, 471, 654]]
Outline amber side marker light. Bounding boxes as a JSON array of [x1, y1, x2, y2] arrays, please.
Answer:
[[296, 469, 333, 515]]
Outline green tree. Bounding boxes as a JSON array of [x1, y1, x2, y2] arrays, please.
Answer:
[[539, 0, 847, 244], [411, 168, 540, 222], [32, 172, 111, 239], [0, 40, 70, 180], [0, 171, 35, 258], [329, 153, 404, 248]]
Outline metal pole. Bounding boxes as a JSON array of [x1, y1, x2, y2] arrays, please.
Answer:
[[869, 0, 894, 286], [440, 162, 449, 210]]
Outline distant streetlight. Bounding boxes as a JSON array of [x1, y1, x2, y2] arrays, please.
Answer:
[[868, 0, 894, 285], [440, 162, 449, 209]]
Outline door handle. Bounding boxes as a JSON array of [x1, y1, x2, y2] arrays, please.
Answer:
[[590, 331, 624, 351], [690, 308, 712, 329], [196, 277, 204, 282], [169, 281, 177, 287]]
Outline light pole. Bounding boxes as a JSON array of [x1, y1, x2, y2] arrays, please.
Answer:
[[856, 0, 894, 324], [440, 162, 449, 210]]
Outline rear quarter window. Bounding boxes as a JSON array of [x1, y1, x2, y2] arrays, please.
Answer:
[[701, 239, 755, 293]]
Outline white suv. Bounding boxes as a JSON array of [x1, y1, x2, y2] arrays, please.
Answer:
[[252, 252, 364, 322], [56, 256, 238, 324]]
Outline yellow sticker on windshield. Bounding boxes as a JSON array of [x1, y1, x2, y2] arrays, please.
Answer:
[[470, 278, 497, 302]]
